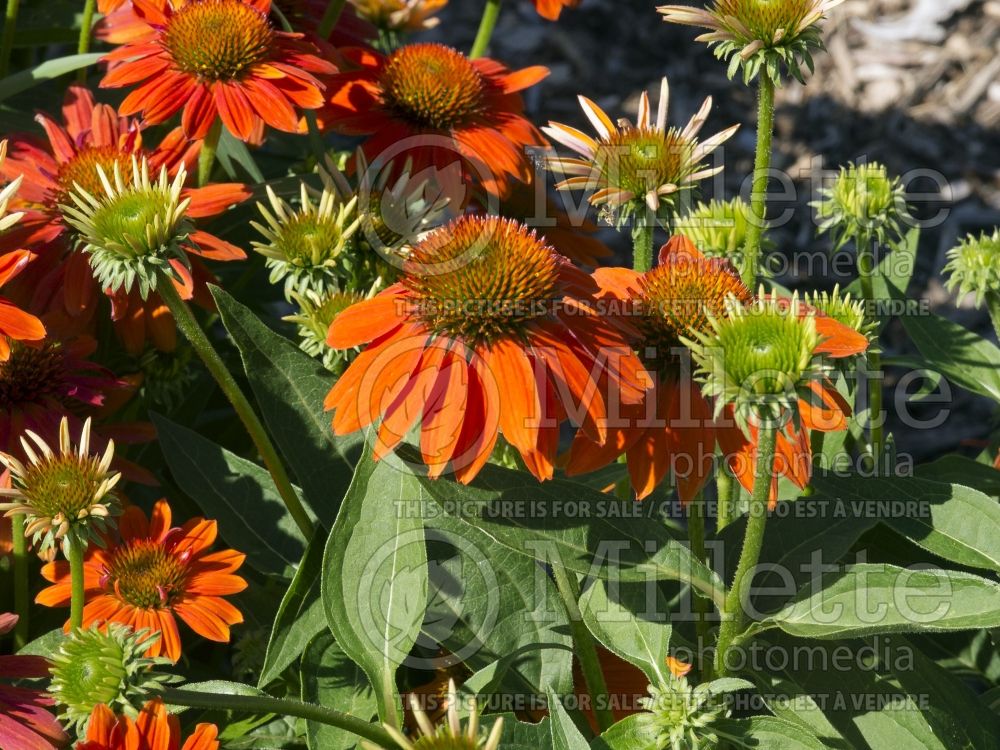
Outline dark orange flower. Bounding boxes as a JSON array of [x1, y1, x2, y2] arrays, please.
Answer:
[[0, 250, 45, 360], [566, 236, 753, 502], [324, 215, 645, 482], [100, 0, 336, 142], [316, 43, 548, 198], [77, 699, 218, 750], [37, 499, 247, 662], [533, 0, 580, 20]]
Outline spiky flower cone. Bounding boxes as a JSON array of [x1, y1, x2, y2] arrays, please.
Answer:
[[943, 229, 1000, 310], [813, 161, 910, 252]]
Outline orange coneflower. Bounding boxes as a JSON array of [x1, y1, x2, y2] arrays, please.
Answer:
[[37, 499, 247, 662], [566, 236, 753, 502], [77, 699, 218, 750], [324, 215, 646, 482], [100, 0, 336, 142], [533, 0, 580, 20], [316, 43, 548, 199]]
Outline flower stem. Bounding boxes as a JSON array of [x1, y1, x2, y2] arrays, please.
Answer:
[[317, 0, 348, 39], [987, 292, 1000, 344], [551, 562, 614, 733], [11, 514, 29, 649], [67, 535, 85, 630], [0, 0, 20, 78], [632, 220, 654, 273], [857, 231, 884, 475], [76, 0, 96, 83], [713, 422, 776, 678], [470, 0, 502, 59], [156, 276, 314, 539], [198, 119, 223, 187], [687, 492, 713, 680], [714, 462, 736, 532], [162, 689, 400, 748], [740, 75, 775, 287]]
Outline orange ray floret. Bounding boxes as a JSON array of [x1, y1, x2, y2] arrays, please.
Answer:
[[99, 0, 336, 142], [533, 0, 581, 20], [37, 499, 246, 662], [566, 236, 753, 503], [77, 699, 218, 750], [324, 215, 646, 483], [316, 42, 548, 199]]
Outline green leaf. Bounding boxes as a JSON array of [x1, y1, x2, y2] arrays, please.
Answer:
[[811, 472, 1000, 573], [409, 454, 726, 609], [212, 287, 362, 526], [592, 714, 659, 750], [901, 311, 1000, 403], [846, 226, 920, 326], [580, 579, 672, 684], [424, 510, 574, 695], [259, 531, 327, 687], [888, 637, 1000, 750], [914, 455, 1000, 497], [321, 448, 427, 723], [216, 129, 265, 182], [714, 716, 827, 749], [495, 716, 553, 749], [750, 674, 852, 749], [0, 53, 102, 103], [17, 629, 64, 656], [548, 693, 590, 750], [768, 564, 1000, 638], [301, 633, 377, 750], [153, 413, 308, 577]]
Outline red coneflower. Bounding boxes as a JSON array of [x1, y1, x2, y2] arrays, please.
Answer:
[[0, 250, 45, 361], [100, 0, 336, 142], [316, 43, 548, 199], [77, 699, 218, 750], [566, 236, 753, 502], [324, 215, 646, 482], [37, 499, 247, 662]]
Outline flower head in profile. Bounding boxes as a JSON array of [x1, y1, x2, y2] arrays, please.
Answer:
[[76, 698, 218, 750], [638, 660, 735, 750], [316, 43, 548, 198], [0, 613, 69, 750], [100, 0, 336, 142], [942, 228, 1000, 309], [252, 183, 362, 300], [533, 0, 581, 20], [676, 197, 773, 270], [658, 0, 843, 84], [544, 78, 738, 227], [813, 161, 910, 252], [362, 679, 504, 750], [566, 236, 752, 502], [61, 156, 247, 300], [685, 290, 868, 502], [48, 624, 176, 732], [0, 416, 121, 556], [38, 499, 247, 662], [324, 215, 645, 483]]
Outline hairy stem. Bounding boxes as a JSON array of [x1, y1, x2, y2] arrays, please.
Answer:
[[988, 292, 1000, 344], [0, 0, 20, 78], [714, 462, 736, 532], [162, 689, 399, 747], [470, 0, 502, 59], [551, 562, 614, 733], [156, 276, 314, 538], [67, 536, 85, 630], [11, 514, 29, 649], [740, 75, 775, 287], [687, 492, 713, 679], [857, 231, 884, 474], [198, 120, 223, 187], [632, 220, 654, 273], [76, 0, 96, 82], [714, 423, 776, 677]]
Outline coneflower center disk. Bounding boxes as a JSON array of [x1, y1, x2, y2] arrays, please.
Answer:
[[714, 0, 814, 41], [275, 214, 345, 266], [0, 343, 67, 409], [55, 147, 130, 207], [716, 312, 811, 393], [380, 43, 485, 129], [593, 128, 696, 198], [19, 458, 106, 518], [106, 541, 188, 609], [90, 188, 176, 256], [404, 216, 559, 343], [164, 0, 274, 82]]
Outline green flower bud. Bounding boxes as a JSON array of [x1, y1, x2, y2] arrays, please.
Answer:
[[942, 228, 1000, 309], [813, 162, 910, 252]]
